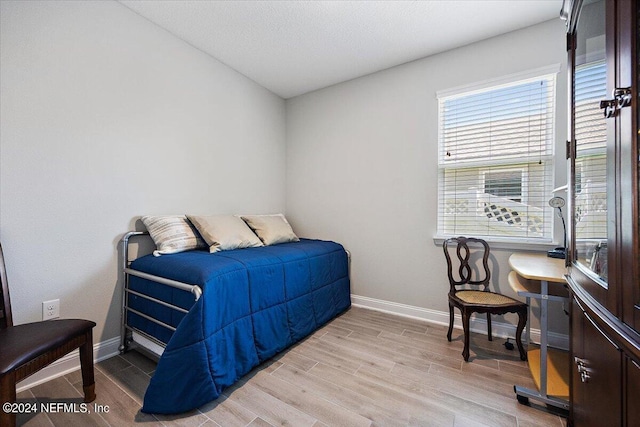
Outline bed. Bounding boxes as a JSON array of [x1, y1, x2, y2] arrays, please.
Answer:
[[120, 231, 351, 414]]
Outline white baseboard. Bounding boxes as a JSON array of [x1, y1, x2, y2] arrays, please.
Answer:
[[16, 336, 122, 393], [15, 295, 569, 393], [351, 294, 569, 350]]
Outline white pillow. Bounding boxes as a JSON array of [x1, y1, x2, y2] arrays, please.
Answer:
[[187, 215, 263, 253], [240, 214, 300, 246], [141, 215, 206, 257]]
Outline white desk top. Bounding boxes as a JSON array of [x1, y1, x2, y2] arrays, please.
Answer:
[[508, 252, 567, 283]]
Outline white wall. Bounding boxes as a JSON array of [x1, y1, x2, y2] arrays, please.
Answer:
[[286, 19, 569, 334], [0, 1, 286, 343], [0, 0, 569, 355]]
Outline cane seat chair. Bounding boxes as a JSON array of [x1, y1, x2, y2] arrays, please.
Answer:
[[0, 243, 96, 427], [443, 236, 527, 361]]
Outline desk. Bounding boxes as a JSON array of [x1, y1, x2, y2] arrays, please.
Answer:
[[508, 253, 570, 411]]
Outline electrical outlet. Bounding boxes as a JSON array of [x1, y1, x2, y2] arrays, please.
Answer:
[[42, 299, 60, 320]]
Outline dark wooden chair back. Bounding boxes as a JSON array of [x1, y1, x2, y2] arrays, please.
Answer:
[[442, 236, 491, 293], [0, 244, 13, 329], [0, 242, 96, 427], [443, 236, 528, 362]]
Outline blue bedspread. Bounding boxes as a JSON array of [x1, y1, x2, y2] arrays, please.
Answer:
[[127, 239, 350, 414]]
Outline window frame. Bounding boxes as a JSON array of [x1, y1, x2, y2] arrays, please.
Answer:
[[435, 65, 561, 245]]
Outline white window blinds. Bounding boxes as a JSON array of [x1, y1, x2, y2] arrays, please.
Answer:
[[437, 73, 556, 241], [574, 60, 607, 239]]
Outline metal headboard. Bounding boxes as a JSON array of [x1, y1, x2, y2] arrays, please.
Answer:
[[119, 231, 202, 353]]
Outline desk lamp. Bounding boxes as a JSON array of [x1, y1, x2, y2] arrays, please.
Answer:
[[548, 196, 567, 259]]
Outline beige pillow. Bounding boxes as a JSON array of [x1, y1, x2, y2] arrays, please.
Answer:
[[187, 215, 263, 253], [240, 214, 300, 246], [141, 215, 206, 257]]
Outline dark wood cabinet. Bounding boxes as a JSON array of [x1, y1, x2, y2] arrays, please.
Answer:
[[564, 0, 640, 425], [626, 357, 640, 426], [571, 297, 622, 427]]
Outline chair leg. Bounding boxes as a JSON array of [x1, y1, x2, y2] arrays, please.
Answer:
[[462, 310, 471, 362], [486, 312, 492, 341], [447, 303, 454, 342], [79, 330, 96, 403], [0, 371, 17, 427], [515, 308, 528, 361]]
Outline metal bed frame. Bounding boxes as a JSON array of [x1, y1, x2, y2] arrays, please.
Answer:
[[119, 231, 352, 359], [119, 231, 203, 357]]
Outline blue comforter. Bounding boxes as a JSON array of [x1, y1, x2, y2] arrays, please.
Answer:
[[128, 239, 350, 414]]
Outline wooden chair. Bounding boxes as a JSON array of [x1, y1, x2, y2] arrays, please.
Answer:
[[443, 236, 527, 362], [0, 243, 96, 427]]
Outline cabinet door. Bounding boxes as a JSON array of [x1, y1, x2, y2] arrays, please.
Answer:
[[571, 298, 622, 427], [626, 357, 640, 426], [620, 0, 639, 333], [570, 297, 584, 425], [569, 0, 616, 310], [569, 0, 638, 328]]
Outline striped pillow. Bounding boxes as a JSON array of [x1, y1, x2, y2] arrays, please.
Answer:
[[141, 215, 206, 257]]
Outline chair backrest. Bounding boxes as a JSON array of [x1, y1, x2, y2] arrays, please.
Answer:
[[0, 243, 13, 329], [443, 236, 491, 293]]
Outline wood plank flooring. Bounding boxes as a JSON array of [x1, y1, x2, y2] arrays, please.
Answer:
[[15, 306, 567, 426]]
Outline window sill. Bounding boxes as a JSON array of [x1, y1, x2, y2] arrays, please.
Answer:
[[433, 235, 559, 252]]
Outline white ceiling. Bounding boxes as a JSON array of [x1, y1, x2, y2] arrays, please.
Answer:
[[118, 1, 562, 99]]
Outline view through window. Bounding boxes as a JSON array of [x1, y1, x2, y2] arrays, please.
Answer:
[[437, 71, 557, 241]]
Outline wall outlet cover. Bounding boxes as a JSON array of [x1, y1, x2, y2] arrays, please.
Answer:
[[42, 299, 60, 320]]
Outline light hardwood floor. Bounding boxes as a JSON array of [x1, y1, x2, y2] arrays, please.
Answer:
[[16, 306, 567, 426]]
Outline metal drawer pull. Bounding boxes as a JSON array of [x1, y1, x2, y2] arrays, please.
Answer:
[[574, 356, 587, 371], [613, 87, 632, 108], [600, 87, 632, 118], [600, 99, 617, 118], [580, 370, 590, 383], [574, 357, 591, 383]]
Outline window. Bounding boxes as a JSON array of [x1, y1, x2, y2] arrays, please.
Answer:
[[437, 68, 557, 241], [483, 169, 524, 203]]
